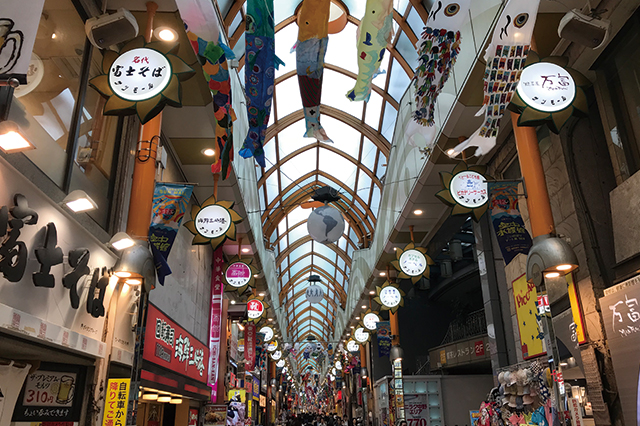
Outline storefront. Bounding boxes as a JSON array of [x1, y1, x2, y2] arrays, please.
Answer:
[[0, 156, 120, 425], [136, 303, 211, 426]]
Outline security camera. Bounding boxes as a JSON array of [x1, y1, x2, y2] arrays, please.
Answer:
[[85, 8, 139, 50]]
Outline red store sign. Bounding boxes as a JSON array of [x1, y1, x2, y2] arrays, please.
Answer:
[[143, 303, 209, 383]]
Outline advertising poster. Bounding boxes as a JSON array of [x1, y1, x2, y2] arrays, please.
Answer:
[[203, 405, 226, 426], [404, 394, 427, 426], [12, 363, 86, 422], [470, 410, 480, 426], [376, 321, 391, 357], [149, 183, 193, 284], [189, 408, 199, 426], [487, 182, 532, 264], [512, 274, 546, 359], [600, 274, 640, 426], [227, 390, 246, 426], [102, 379, 130, 426]]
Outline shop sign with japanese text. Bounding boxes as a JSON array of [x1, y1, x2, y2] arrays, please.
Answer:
[[102, 379, 130, 426], [12, 363, 86, 422], [143, 303, 209, 383], [0, 160, 118, 357], [516, 62, 575, 113]]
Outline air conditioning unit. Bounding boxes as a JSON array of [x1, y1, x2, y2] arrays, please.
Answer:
[[85, 8, 139, 50], [558, 9, 610, 50]]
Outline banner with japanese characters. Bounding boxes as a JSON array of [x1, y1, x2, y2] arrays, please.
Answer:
[[376, 321, 391, 358], [102, 379, 130, 426], [209, 247, 225, 401], [488, 182, 532, 264], [0, 160, 117, 358], [143, 303, 209, 383], [245, 323, 256, 371], [404, 394, 428, 426], [149, 183, 193, 285], [0, 0, 45, 83], [12, 362, 87, 422], [600, 274, 640, 426]]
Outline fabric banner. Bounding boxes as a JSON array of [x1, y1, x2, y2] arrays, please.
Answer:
[[0, 0, 45, 84], [245, 323, 256, 371], [376, 321, 391, 358], [149, 183, 193, 285], [488, 182, 532, 264], [208, 247, 225, 401]]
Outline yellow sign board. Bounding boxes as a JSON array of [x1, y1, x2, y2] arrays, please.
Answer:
[[102, 378, 130, 426], [229, 389, 246, 403], [566, 273, 586, 344], [512, 274, 546, 359]]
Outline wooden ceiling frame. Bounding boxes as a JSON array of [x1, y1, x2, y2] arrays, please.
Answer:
[[278, 249, 349, 283], [285, 286, 340, 313], [287, 306, 336, 333], [276, 235, 350, 270], [282, 263, 347, 305]]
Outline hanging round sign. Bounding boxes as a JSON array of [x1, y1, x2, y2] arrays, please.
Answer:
[[305, 285, 324, 304], [354, 327, 370, 343], [346, 340, 359, 352], [271, 350, 282, 360], [516, 62, 576, 113], [379, 286, 402, 308], [247, 298, 265, 321], [108, 48, 172, 102], [448, 170, 488, 209], [332, 367, 337, 375], [225, 261, 252, 288], [398, 249, 428, 277], [362, 312, 380, 331], [277, 359, 286, 368], [335, 361, 342, 370], [195, 204, 232, 239], [267, 340, 278, 352], [260, 325, 275, 342]]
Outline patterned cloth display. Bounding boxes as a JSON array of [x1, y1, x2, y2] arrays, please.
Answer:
[[294, 0, 332, 142], [453, 0, 540, 157], [239, 0, 284, 167], [345, 0, 393, 102], [186, 30, 236, 179], [413, 0, 470, 126]]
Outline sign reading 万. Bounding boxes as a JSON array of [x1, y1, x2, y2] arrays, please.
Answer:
[[108, 48, 171, 101], [449, 171, 488, 209], [516, 62, 576, 113], [143, 303, 209, 383], [195, 205, 231, 239], [102, 379, 130, 426]]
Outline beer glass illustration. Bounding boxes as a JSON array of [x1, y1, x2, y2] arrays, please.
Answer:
[[0, 19, 24, 74], [56, 375, 75, 404]]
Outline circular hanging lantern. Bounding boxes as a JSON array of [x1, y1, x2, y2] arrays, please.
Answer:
[[362, 311, 380, 331], [277, 359, 286, 368], [307, 205, 345, 244], [373, 281, 405, 313], [354, 327, 370, 343], [346, 340, 359, 352], [335, 361, 342, 370], [260, 325, 275, 342], [272, 350, 282, 360], [267, 340, 278, 352], [305, 275, 324, 303], [223, 258, 258, 293]]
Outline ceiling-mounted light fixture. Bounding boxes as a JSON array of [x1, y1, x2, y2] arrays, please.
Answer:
[[157, 395, 171, 403], [202, 148, 216, 157], [142, 393, 158, 400], [62, 190, 97, 213], [110, 232, 135, 250], [0, 121, 34, 153], [169, 397, 182, 404]]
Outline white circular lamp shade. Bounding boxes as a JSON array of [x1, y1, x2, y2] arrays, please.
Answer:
[[307, 205, 345, 244]]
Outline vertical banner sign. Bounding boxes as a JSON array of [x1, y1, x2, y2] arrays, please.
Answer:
[[149, 183, 194, 285], [512, 274, 546, 359], [487, 182, 532, 264], [245, 323, 256, 370], [0, 1, 45, 83], [600, 274, 640, 426], [376, 321, 392, 358], [102, 379, 130, 426], [209, 247, 225, 401]]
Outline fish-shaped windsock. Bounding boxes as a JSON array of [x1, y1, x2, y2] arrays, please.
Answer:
[[239, 0, 284, 167], [345, 0, 393, 102], [294, 0, 332, 142], [186, 30, 236, 179], [413, 0, 470, 126], [453, 0, 540, 157]]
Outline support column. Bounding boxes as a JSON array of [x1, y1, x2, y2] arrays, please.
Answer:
[[216, 299, 229, 404], [389, 312, 400, 346]]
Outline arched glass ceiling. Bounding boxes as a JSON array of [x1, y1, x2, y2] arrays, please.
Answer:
[[212, 0, 429, 370]]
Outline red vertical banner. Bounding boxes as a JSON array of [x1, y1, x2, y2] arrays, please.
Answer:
[[245, 322, 256, 370], [208, 247, 225, 401]]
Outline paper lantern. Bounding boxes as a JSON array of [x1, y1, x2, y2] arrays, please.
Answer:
[[307, 205, 344, 244]]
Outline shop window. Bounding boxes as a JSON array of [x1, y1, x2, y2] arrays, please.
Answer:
[[7, 0, 121, 229], [595, 9, 640, 180]]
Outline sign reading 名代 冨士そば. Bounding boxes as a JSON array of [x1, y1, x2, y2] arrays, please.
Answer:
[[12, 363, 87, 422], [516, 62, 576, 113], [143, 303, 209, 383], [108, 48, 172, 102]]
